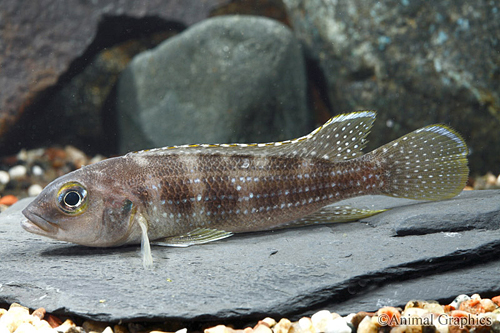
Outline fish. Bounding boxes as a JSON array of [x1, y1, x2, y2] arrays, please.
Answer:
[[21, 111, 469, 268]]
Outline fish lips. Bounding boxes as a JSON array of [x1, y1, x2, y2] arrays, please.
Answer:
[[21, 208, 59, 235]]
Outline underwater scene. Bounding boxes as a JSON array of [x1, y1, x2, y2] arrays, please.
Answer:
[[0, 1, 500, 333]]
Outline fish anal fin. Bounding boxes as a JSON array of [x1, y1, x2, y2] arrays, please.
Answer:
[[280, 205, 387, 228], [152, 228, 233, 247]]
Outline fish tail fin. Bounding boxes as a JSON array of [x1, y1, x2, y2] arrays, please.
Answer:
[[371, 125, 469, 200]]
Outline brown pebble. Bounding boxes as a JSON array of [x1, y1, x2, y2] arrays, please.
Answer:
[[83, 320, 110, 333], [114, 324, 129, 333], [459, 299, 485, 314], [350, 311, 375, 330], [31, 307, 46, 320], [491, 296, 500, 307], [45, 314, 63, 328]]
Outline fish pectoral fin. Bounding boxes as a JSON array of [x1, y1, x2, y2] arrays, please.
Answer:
[[280, 205, 387, 228], [152, 228, 233, 247]]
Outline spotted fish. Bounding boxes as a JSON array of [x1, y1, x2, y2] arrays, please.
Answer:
[[21, 111, 469, 268]]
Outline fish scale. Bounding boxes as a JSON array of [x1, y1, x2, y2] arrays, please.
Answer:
[[21, 111, 469, 268]]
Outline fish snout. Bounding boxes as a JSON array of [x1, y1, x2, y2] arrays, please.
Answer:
[[21, 208, 59, 235]]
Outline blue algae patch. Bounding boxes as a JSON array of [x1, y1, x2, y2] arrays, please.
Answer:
[[401, 0, 409, 6], [378, 35, 392, 51]]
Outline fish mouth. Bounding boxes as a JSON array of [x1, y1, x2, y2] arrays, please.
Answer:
[[21, 208, 58, 235]]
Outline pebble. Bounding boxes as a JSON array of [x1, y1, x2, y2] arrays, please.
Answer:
[[28, 184, 43, 197], [0, 171, 9, 185], [376, 306, 400, 327], [449, 294, 471, 310], [8, 165, 27, 180], [349, 312, 374, 330], [325, 317, 351, 333], [356, 316, 377, 333], [0, 195, 18, 206], [82, 321, 109, 333], [31, 165, 44, 177], [273, 318, 291, 333], [64, 146, 88, 169], [2, 294, 500, 333], [311, 310, 333, 332]]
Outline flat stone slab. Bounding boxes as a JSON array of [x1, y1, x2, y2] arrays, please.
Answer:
[[1, 190, 499, 322]]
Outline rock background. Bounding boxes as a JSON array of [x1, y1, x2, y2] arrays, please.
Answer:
[[0, 0, 229, 154], [283, 0, 500, 175], [0, 0, 498, 175]]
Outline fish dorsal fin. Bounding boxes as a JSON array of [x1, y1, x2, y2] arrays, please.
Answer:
[[128, 111, 376, 161]]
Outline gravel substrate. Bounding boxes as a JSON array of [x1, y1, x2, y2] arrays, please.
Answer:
[[2, 293, 500, 333]]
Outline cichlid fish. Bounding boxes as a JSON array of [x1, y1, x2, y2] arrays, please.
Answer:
[[21, 111, 469, 268]]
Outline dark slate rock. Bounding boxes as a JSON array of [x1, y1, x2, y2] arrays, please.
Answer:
[[0, 0, 230, 154], [0, 190, 499, 323], [282, 0, 500, 175], [116, 15, 311, 154]]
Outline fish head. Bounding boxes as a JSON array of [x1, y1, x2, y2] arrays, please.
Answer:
[[21, 166, 137, 247]]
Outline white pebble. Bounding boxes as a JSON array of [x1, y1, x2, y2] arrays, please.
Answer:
[[175, 329, 188, 333], [357, 316, 377, 333], [9, 165, 27, 179], [13, 323, 37, 333], [0, 306, 31, 332], [0, 171, 10, 185], [312, 310, 333, 332], [449, 294, 470, 309], [298, 317, 314, 331], [89, 154, 106, 164], [325, 317, 351, 333], [28, 184, 43, 197], [31, 165, 44, 177]]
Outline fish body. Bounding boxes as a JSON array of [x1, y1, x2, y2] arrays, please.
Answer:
[[21, 111, 469, 267]]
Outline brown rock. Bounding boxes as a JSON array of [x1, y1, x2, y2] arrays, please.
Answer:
[[0, 0, 231, 155]]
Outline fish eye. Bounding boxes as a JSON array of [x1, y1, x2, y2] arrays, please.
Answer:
[[57, 182, 88, 215]]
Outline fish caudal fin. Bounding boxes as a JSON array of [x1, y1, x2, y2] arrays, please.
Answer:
[[372, 124, 469, 200]]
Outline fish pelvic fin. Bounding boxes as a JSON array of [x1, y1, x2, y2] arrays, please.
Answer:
[[137, 214, 153, 269], [372, 124, 469, 201]]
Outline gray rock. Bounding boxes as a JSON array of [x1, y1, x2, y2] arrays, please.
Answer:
[[117, 15, 311, 154], [282, 0, 500, 175], [1, 190, 499, 323]]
